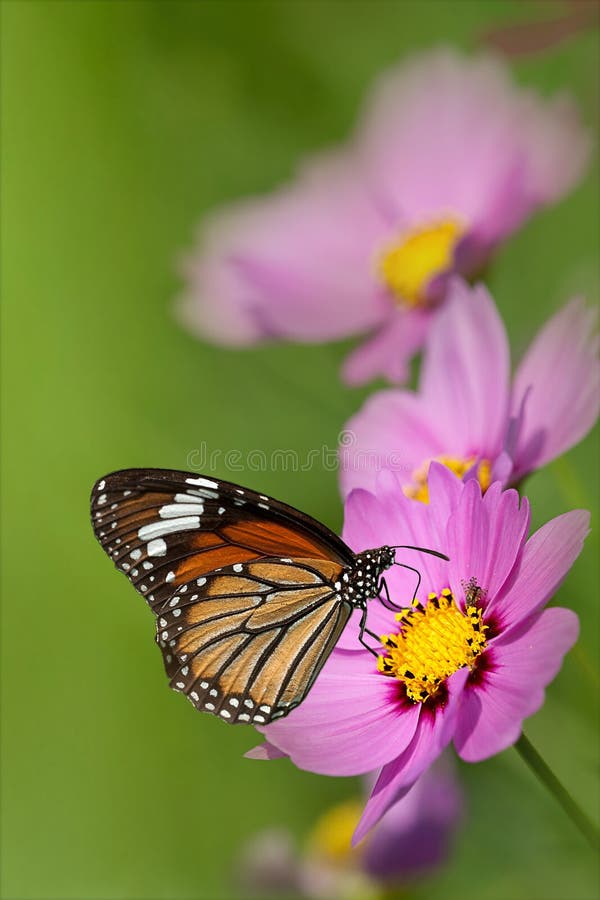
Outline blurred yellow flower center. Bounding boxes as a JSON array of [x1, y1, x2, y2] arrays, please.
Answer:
[[404, 456, 492, 504], [379, 218, 465, 307], [378, 589, 488, 702], [307, 800, 364, 863]]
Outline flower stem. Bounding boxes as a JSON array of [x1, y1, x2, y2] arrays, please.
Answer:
[[515, 733, 600, 850]]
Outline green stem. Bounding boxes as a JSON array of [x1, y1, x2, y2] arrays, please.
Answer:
[[515, 733, 600, 850]]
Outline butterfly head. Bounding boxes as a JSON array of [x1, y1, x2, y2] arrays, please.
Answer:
[[377, 545, 396, 571], [343, 546, 396, 609]]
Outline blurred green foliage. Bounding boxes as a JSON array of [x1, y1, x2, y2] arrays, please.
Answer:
[[1, 2, 598, 898]]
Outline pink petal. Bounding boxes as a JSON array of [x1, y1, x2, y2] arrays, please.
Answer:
[[339, 390, 445, 497], [353, 668, 468, 844], [357, 48, 589, 241], [362, 754, 463, 881], [490, 450, 515, 487], [510, 298, 600, 478], [489, 509, 590, 629], [337, 467, 455, 651], [420, 280, 510, 458], [245, 741, 288, 761], [358, 50, 528, 227], [371, 469, 450, 597], [177, 149, 390, 346], [447, 480, 530, 604], [342, 308, 432, 386], [427, 461, 465, 533], [518, 92, 591, 207], [455, 608, 579, 762], [259, 647, 420, 776]]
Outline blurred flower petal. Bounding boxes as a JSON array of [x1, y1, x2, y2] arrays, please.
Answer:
[[178, 48, 590, 384], [510, 298, 600, 478]]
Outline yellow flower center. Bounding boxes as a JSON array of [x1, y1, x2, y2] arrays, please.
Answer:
[[378, 589, 488, 703], [378, 218, 465, 307], [404, 456, 492, 504]]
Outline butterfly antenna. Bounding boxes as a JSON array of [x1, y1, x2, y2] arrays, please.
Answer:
[[390, 544, 449, 562]]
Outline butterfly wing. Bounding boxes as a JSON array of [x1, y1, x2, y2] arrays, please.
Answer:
[[158, 558, 352, 723], [91, 469, 354, 723], [91, 468, 353, 613]]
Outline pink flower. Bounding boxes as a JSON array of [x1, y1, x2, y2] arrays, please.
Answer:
[[248, 466, 588, 843], [340, 279, 599, 498], [177, 48, 590, 384], [236, 758, 462, 897], [361, 756, 463, 883]]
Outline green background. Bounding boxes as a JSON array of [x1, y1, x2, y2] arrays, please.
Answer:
[[1, 2, 598, 898]]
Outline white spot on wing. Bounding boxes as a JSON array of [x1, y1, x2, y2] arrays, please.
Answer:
[[174, 493, 205, 505], [159, 502, 204, 518], [138, 517, 200, 541], [147, 539, 168, 557], [185, 476, 218, 489]]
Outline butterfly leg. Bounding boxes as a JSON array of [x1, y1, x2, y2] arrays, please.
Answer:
[[383, 564, 423, 609], [358, 606, 380, 657]]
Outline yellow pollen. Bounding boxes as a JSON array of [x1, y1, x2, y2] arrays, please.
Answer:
[[379, 218, 465, 307], [378, 588, 488, 702], [404, 456, 492, 504]]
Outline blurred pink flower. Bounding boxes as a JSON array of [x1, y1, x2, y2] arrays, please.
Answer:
[[177, 48, 590, 384], [236, 758, 462, 897], [248, 466, 587, 842], [361, 755, 463, 883], [340, 279, 599, 498]]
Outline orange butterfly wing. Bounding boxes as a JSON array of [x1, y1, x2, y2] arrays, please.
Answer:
[[91, 470, 354, 723]]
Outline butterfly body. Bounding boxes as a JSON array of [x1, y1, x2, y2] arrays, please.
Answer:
[[91, 469, 397, 724]]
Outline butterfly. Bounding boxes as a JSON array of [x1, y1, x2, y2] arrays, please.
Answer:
[[91, 468, 447, 725]]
